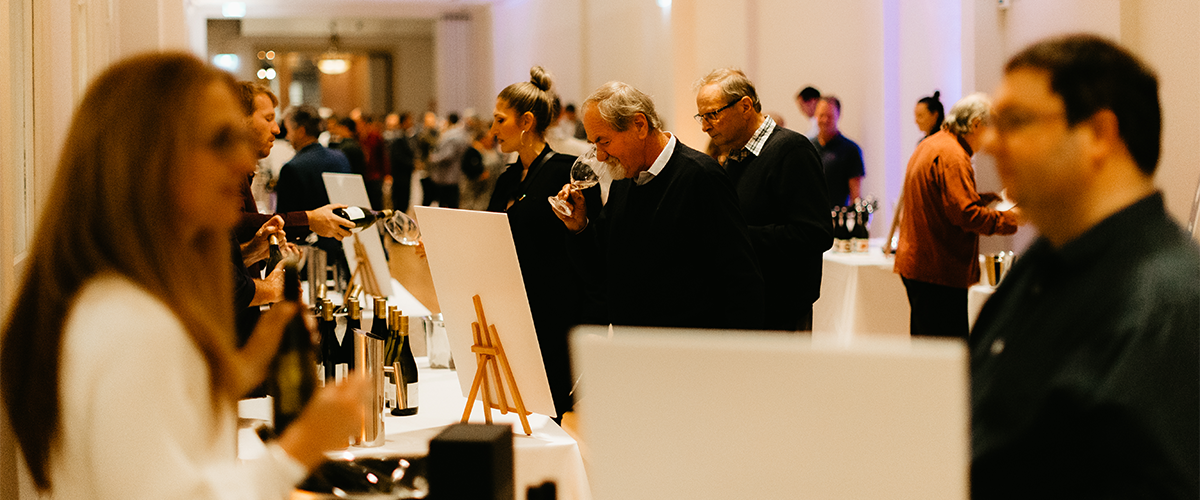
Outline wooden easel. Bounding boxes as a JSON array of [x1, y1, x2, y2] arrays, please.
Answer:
[[347, 234, 383, 299], [460, 294, 533, 435]]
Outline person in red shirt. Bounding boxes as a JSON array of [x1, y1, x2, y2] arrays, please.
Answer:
[[894, 92, 1022, 339]]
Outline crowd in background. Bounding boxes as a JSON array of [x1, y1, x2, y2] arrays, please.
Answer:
[[250, 104, 593, 219]]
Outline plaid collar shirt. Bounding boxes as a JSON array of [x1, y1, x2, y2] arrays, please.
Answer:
[[726, 114, 775, 164]]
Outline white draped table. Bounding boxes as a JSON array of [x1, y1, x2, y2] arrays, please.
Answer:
[[812, 248, 910, 338], [241, 357, 591, 500]]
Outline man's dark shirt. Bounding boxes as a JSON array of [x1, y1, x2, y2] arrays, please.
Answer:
[[724, 121, 832, 329], [811, 133, 864, 207], [570, 139, 765, 330], [970, 193, 1199, 499], [275, 143, 351, 215], [275, 143, 351, 249], [235, 174, 309, 244], [329, 137, 367, 176]]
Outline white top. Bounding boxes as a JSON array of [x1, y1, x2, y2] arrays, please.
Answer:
[[633, 132, 676, 186], [51, 274, 307, 500]]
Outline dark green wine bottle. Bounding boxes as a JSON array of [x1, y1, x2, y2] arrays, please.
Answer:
[[269, 264, 317, 434]]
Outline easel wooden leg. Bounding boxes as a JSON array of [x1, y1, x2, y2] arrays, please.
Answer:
[[489, 324, 532, 435], [461, 294, 534, 435]]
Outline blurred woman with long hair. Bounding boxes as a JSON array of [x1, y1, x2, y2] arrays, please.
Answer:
[[1, 52, 362, 499]]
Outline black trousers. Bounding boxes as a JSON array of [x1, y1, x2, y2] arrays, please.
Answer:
[[901, 277, 968, 339]]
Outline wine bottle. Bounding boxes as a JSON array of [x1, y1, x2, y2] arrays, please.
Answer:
[[393, 313, 419, 416], [342, 297, 360, 372], [269, 264, 317, 434], [833, 208, 851, 253], [319, 298, 338, 385], [851, 204, 870, 253], [372, 297, 396, 410], [334, 207, 395, 232], [265, 234, 283, 273]]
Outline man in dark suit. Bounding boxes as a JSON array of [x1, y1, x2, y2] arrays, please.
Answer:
[[695, 68, 832, 331], [555, 81, 764, 330], [276, 105, 352, 259]]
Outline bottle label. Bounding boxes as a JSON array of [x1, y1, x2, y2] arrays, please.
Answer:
[[384, 375, 397, 408], [852, 238, 869, 253], [405, 383, 419, 408], [345, 206, 366, 221], [835, 238, 851, 253]]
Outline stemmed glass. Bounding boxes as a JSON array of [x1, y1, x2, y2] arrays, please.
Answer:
[[548, 146, 601, 217], [382, 211, 422, 246]]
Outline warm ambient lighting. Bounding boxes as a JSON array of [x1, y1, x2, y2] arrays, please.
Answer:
[[317, 57, 350, 75]]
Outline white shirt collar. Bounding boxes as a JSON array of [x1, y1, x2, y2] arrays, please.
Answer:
[[635, 132, 676, 186]]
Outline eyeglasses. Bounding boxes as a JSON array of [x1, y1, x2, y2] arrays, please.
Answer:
[[694, 99, 740, 124], [990, 109, 1065, 134]]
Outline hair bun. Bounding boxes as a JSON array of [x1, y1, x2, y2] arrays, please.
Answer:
[[530, 66, 553, 92], [932, 90, 941, 100]]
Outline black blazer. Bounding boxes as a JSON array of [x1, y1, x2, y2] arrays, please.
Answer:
[[724, 125, 832, 330], [487, 145, 596, 416], [572, 139, 765, 330]]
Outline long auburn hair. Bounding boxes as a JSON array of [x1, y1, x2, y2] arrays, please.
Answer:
[[0, 52, 240, 491]]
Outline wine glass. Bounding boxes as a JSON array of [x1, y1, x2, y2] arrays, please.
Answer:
[[382, 211, 422, 246], [548, 146, 601, 217]]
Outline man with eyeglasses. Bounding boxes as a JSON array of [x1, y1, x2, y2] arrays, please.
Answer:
[[893, 92, 1020, 340], [970, 35, 1198, 498], [553, 81, 764, 330], [694, 68, 831, 331], [812, 96, 865, 207]]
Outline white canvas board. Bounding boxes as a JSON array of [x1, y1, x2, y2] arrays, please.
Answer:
[[413, 206, 555, 417], [573, 326, 968, 499], [323, 173, 392, 297]]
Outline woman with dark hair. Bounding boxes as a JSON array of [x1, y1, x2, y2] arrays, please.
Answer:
[[1, 52, 363, 499], [915, 90, 946, 139], [486, 66, 598, 421]]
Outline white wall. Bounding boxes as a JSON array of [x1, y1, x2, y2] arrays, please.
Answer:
[[971, 0, 1199, 248], [2, 0, 191, 497], [1121, 0, 1200, 234]]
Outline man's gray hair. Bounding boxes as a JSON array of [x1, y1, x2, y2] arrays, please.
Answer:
[[694, 68, 762, 113], [583, 81, 663, 132], [944, 92, 991, 135]]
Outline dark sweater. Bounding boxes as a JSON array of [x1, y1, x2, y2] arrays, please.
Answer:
[[572, 140, 764, 330], [724, 125, 832, 329], [488, 146, 598, 416]]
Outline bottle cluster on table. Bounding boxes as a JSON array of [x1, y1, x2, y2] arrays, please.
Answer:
[[265, 275, 422, 437], [832, 196, 878, 254]]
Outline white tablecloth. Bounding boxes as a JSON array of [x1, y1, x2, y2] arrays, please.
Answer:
[[240, 358, 590, 500], [812, 248, 910, 338], [967, 284, 996, 331]]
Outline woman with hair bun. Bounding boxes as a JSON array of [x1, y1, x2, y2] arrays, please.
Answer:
[[915, 90, 946, 139], [487, 66, 598, 421]]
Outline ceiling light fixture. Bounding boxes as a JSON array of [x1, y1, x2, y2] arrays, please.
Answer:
[[317, 23, 351, 75]]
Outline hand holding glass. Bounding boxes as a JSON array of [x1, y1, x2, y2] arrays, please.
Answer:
[[548, 147, 601, 217]]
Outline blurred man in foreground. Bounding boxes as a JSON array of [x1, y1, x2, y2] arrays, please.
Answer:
[[970, 34, 1198, 498]]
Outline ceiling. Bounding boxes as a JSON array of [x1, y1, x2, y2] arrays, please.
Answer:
[[187, 0, 493, 19]]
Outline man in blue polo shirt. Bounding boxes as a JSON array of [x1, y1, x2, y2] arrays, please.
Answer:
[[812, 96, 865, 207]]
